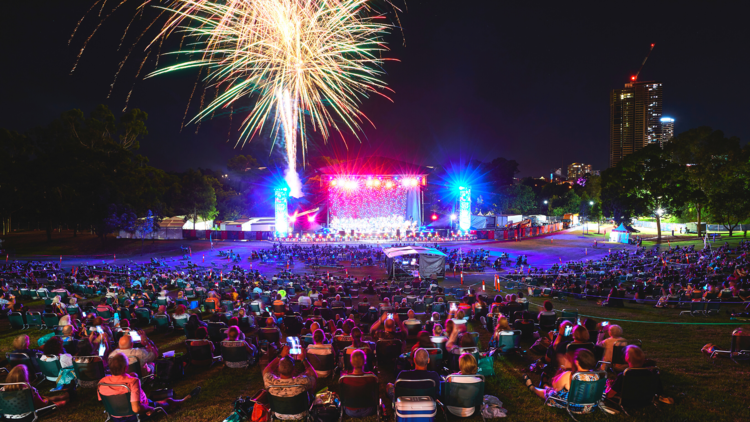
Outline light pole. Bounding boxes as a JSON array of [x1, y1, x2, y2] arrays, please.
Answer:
[[585, 201, 593, 235], [543, 200, 548, 219]]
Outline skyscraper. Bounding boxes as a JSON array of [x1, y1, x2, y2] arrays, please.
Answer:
[[610, 81, 663, 167], [660, 117, 675, 146]]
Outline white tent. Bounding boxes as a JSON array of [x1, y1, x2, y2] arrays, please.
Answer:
[[383, 246, 446, 279], [609, 223, 630, 244], [183, 216, 214, 230], [382, 246, 447, 258]]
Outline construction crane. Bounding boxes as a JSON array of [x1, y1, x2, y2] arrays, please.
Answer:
[[631, 43, 655, 82]]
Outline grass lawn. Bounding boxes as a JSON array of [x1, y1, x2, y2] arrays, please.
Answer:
[[2, 290, 749, 422]]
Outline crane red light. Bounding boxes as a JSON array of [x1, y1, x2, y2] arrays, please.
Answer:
[[431, 214, 438, 221], [631, 76, 636, 81]]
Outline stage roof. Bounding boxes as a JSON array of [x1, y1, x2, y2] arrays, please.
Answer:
[[318, 156, 430, 176], [382, 246, 447, 258]]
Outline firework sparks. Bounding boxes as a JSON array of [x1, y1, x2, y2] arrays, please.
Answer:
[[147, 0, 394, 197]]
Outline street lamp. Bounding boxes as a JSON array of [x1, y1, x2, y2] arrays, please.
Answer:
[[543, 200, 548, 220]]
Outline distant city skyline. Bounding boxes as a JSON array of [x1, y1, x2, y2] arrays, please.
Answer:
[[610, 80, 664, 167]]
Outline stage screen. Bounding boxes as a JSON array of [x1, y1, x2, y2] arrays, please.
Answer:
[[328, 178, 421, 234]]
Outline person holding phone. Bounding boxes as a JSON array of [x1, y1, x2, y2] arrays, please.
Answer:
[[263, 345, 317, 419], [109, 330, 159, 375], [370, 311, 400, 341]]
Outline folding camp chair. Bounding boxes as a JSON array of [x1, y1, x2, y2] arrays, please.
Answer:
[[99, 383, 166, 422], [679, 302, 705, 316], [267, 386, 314, 421], [0, 382, 57, 422], [72, 358, 107, 388], [338, 374, 382, 422], [442, 374, 485, 419], [607, 367, 662, 415], [544, 370, 607, 421]]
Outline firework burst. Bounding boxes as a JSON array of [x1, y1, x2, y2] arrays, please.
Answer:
[[145, 0, 394, 197]]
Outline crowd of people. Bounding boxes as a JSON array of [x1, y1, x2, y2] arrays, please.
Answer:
[[2, 239, 747, 420]]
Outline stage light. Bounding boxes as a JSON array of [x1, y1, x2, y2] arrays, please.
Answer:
[[307, 216, 315, 223], [431, 214, 438, 221], [274, 187, 289, 237], [374, 179, 381, 187], [450, 214, 457, 220], [330, 180, 337, 187], [385, 181, 394, 188], [459, 186, 471, 231], [366, 179, 373, 187], [289, 215, 297, 222]]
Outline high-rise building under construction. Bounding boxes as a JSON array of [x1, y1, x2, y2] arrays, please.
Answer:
[[609, 80, 663, 167]]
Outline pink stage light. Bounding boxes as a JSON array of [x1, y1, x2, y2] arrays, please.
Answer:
[[307, 216, 315, 223]]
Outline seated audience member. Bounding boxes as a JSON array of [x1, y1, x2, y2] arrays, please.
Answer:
[[172, 305, 190, 324], [538, 300, 556, 320], [491, 317, 513, 344], [523, 349, 600, 413], [387, 348, 442, 400], [262, 345, 318, 419], [11, 335, 42, 376], [606, 345, 662, 400], [96, 297, 115, 315], [597, 324, 627, 368], [307, 329, 334, 377], [224, 326, 257, 367], [74, 339, 106, 387], [109, 331, 159, 375], [40, 337, 74, 382], [402, 310, 422, 333], [445, 353, 482, 416], [2, 365, 68, 412], [370, 313, 401, 341], [446, 326, 477, 355], [188, 327, 215, 366], [98, 353, 200, 417], [339, 349, 377, 417], [204, 292, 220, 312]]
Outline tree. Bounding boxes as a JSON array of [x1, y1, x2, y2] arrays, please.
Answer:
[[178, 169, 218, 229], [705, 145, 750, 236], [487, 157, 520, 188], [133, 210, 157, 254], [601, 144, 688, 240], [496, 184, 537, 215], [227, 154, 260, 193], [667, 127, 742, 237], [102, 205, 137, 238]]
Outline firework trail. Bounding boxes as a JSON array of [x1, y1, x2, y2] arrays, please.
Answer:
[[147, 0, 393, 197], [70, 0, 397, 198]]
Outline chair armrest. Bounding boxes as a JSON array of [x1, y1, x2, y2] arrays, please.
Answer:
[[36, 403, 57, 413], [597, 360, 611, 371], [152, 406, 169, 417]]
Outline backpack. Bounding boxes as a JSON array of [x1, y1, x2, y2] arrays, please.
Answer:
[[311, 391, 340, 422]]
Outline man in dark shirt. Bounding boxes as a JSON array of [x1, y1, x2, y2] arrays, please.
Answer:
[[387, 348, 442, 400]]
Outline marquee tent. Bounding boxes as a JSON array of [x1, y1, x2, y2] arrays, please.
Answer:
[[609, 223, 630, 244], [383, 246, 446, 279]]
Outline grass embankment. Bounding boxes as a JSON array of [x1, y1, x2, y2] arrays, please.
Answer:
[[2, 288, 749, 422]]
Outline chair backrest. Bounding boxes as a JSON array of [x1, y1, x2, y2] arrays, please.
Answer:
[[38, 357, 62, 379], [43, 313, 59, 328], [27, 312, 43, 327], [496, 331, 521, 351], [611, 345, 627, 366], [566, 371, 607, 406], [691, 302, 705, 312], [0, 382, 37, 416], [221, 341, 249, 364], [173, 316, 188, 329], [8, 313, 25, 329], [208, 322, 227, 342], [619, 367, 661, 407], [405, 322, 423, 337], [98, 383, 135, 417], [307, 351, 335, 373], [561, 309, 578, 319], [73, 358, 106, 383], [260, 328, 281, 343], [268, 387, 311, 416], [339, 374, 378, 409], [154, 315, 171, 328], [376, 340, 403, 364], [423, 348, 443, 372], [443, 375, 485, 412], [538, 314, 557, 329], [394, 378, 437, 400], [732, 332, 750, 353], [127, 358, 143, 378], [566, 342, 595, 355]]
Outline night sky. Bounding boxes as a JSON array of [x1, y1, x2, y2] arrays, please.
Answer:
[[2, 1, 749, 177]]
